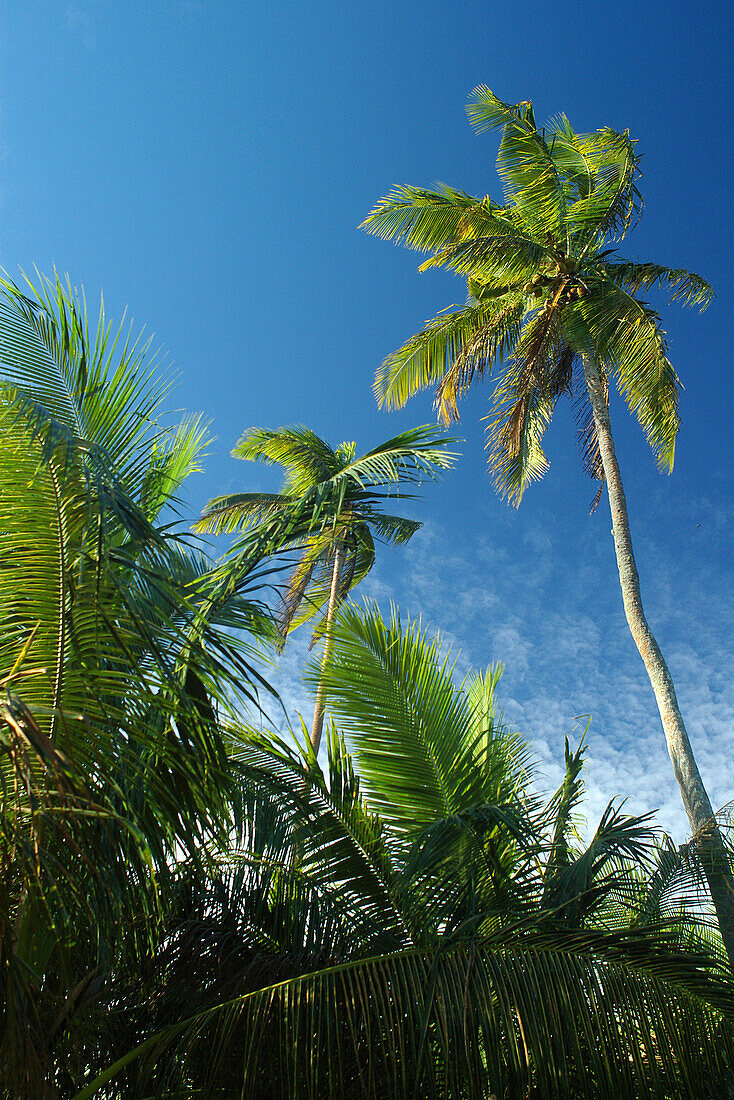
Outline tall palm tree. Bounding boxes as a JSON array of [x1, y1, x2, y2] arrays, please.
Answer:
[[360, 87, 734, 962], [76, 602, 734, 1099], [195, 425, 455, 753]]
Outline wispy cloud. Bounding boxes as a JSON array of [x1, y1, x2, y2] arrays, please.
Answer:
[[65, 5, 96, 50]]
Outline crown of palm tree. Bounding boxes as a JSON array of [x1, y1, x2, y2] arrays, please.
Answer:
[[196, 424, 456, 640], [362, 88, 712, 505]]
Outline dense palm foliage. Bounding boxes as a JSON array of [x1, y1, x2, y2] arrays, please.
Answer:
[[196, 425, 455, 751], [74, 603, 734, 1098], [0, 275, 276, 1095], [361, 87, 734, 962]]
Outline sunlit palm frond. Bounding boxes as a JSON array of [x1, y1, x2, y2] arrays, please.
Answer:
[[0, 274, 173, 500], [563, 127, 641, 240], [571, 288, 681, 472], [602, 260, 714, 308], [376, 298, 524, 417], [233, 425, 342, 495], [194, 491, 298, 535], [311, 602, 529, 836], [418, 230, 549, 286], [337, 425, 457, 490], [360, 184, 491, 251], [139, 414, 211, 521], [467, 86, 567, 239]]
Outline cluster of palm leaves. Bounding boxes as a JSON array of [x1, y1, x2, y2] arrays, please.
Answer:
[[0, 275, 279, 1095], [72, 604, 734, 1098], [1, 87, 733, 1097]]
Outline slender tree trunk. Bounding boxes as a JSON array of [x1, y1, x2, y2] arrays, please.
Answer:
[[309, 542, 346, 756], [583, 356, 734, 965]]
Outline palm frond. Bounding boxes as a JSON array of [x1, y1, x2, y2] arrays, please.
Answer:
[[484, 308, 574, 504], [139, 413, 211, 521], [418, 230, 550, 283], [310, 602, 530, 836], [361, 184, 490, 251], [337, 425, 457, 488], [233, 426, 342, 495], [194, 491, 297, 535], [375, 298, 524, 417], [466, 86, 568, 239], [602, 260, 714, 309], [0, 274, 173, 500], [564, 127, 642, 240], [76, 931, 734, 1100], [570, 288, 681, 471]]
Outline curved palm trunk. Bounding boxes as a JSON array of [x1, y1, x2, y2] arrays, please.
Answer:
[[583, 357, 734, 964], [309, 542, 346, 755]]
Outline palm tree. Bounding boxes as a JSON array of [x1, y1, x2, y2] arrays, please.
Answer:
[[360, 87, 734, 962], [0, 274, 274, 1096], [78, 601, 734, 1098], [195, 425, 455, 753]]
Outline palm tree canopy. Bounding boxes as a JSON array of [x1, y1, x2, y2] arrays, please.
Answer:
[[195, 424, 457, 637], [77, 601, 734, 1099], [362, 87, 713, 505], [0, 274, 276, 1094]]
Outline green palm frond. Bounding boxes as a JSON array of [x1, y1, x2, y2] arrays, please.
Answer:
[[337, 425, 457, 490], [375, 298, 524, 416], [418, 230, 549, 283], [360, 184, 491, 251], [573, 367, 609, 487], [194, 491, 298, 535], [542, 800, 658, 928], [486, 378, 554, 504], [0, 278, 289, 1094], [74, 931, 734, 1100], [361, 511, 420, 544], [569, 289, 681, 471], [275, 534, 361, 642], [139, 414, 211, 521], [542, 737, 588, 900], [233, 425, 342, 494], [467, 86, 567, 239], [563, 127, 641, 239], [0, 274, 174, 500], [484, 309, 574, 503], [234, 730, 413, 946], [466, 84, 538, 135], [544, 116, 596, 201], [310, 602, 529, 834], [602, 260, 714, 308]]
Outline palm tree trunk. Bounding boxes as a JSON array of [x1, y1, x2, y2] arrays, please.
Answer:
[[583, 356, 734, 965], [309, 542, 346, 755]]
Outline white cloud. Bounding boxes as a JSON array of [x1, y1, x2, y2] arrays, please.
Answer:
[[65, 5, 96, 50]]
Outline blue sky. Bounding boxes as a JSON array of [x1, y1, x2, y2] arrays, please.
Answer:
[[2, 1, 732, 837]]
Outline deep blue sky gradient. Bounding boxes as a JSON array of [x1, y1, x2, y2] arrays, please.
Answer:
[[2, 1, 732, 834]]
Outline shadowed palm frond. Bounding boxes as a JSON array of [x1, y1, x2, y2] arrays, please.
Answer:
[[73, 930, 734, 1100]]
